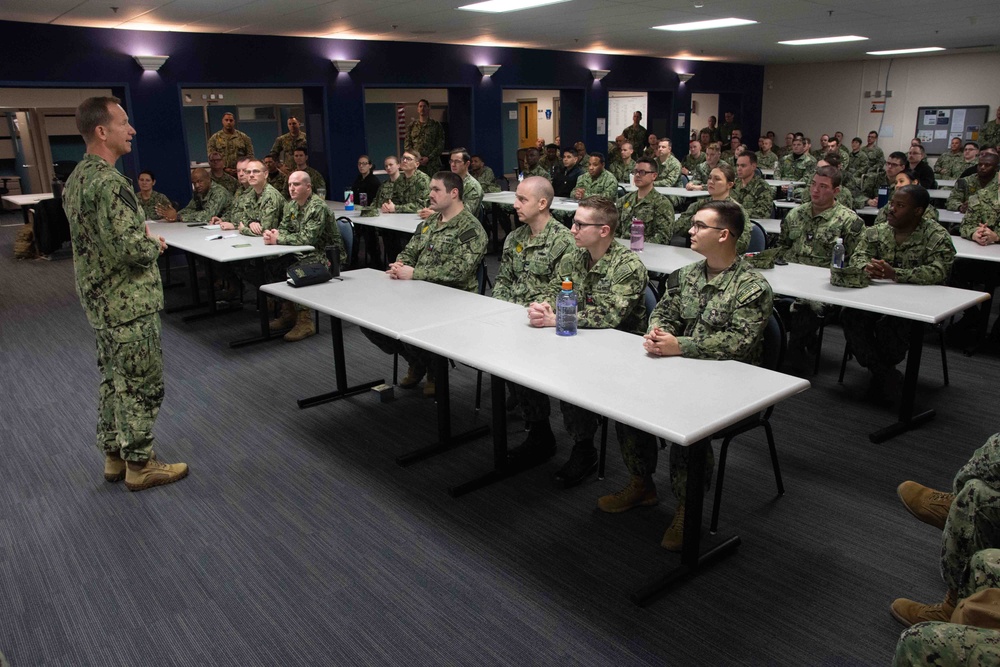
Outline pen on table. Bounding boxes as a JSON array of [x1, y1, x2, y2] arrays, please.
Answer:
[[207, 234, 223, 240]]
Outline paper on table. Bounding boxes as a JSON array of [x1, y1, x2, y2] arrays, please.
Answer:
[[203, 224, 220, 230]]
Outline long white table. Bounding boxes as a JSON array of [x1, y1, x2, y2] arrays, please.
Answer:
[[483, 190, 579, 212], [349, 212, 423, 235], [149, 221, 313, 346], [619, 184, 710, 199], [2, 192, 55, 225], [855, 206, 964, 226], [616, 238, 990, 442], [938, 179, 957, 188]]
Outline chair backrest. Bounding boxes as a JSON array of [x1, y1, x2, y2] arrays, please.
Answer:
[[497, 176, 510, 192], [33, 198, 71, 255], [643, 283, 659, 316], [476, 259, 490, 295], [748, 220, 767, 253], [617, 185, 627, 198], [761, 308, 786, 373], [336, 216, 353, 266]]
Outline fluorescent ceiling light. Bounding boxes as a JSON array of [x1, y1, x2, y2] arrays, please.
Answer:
[[653, 18, 756, 32], [866, 46, 945, 55], [458, 0, 570, 13], [779, 35, 868, 45]]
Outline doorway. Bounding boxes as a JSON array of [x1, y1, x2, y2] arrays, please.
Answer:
[[518, 100, 537, 149]]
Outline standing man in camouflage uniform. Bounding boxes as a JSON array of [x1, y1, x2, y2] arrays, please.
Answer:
[[523, 196, 648, 486], [206, 112, 254, 176], [263, 170, 343, 343], [63, 96, 188, 491], [980, 107, 1000, 151], [599, 200, 772, 551], [653, 139, 682, 187], [157, 168, 232, 223], [622, 111, 647, 157], [891, 432, 1000, 633], [572, 152, 619, 200], [935, 136, 968, 180], [616, 156, 675, 245], [381, 150, 430, 214], [405, 99, 446, 177], [732, 152, 773, 219], [269, 116, 307, 173], [208, 152, 238, 194], [493, 176, 575, 461], [836, 186, 956, 400], [362, 171, 487, 396]]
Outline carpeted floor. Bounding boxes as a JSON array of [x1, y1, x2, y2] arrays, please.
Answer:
[[1, 208, 998, 666]]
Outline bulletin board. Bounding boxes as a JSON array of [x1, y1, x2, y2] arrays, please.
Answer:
[[914, 105, 989, 155]]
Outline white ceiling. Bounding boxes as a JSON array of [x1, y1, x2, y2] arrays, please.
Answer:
[[4, 0, 997, 64]]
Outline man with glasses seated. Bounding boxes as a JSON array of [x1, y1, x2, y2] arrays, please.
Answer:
[[859, 152, 907, 209], [213, 159, 284, 236], [615, 157, 676, 244], [420, 147, 481, 217], [517, 197, 648, 487], [380, 150, 430, 214], [600, 200, 772, 551]]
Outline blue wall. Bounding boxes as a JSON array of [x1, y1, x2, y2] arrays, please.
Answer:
[[0, 20, 764, 206]]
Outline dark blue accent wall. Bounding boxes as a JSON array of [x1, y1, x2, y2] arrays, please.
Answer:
[[0, 20, 763, 205]]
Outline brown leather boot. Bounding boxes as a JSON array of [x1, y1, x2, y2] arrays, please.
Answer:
[[897, 481, 954, 530], [105, 450, 155, 482], [661, 505, 686, 551], [284, 309, 316, 342], [124, 458, 189, 491], [597, 475, 658, 513], [269, 301, 296, 331], [890, 590, 958, 627]]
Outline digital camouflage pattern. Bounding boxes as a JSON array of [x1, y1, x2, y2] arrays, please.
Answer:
[[622, 123, 647, 154], [404, 118, 446, 176], [391, 170, 431, 213], [688, 160, 718, 186], [676, 196, 753, 254], [473, 165, 501, 194], [178, 181, 233, 223], [206, 129, 254, 169], [777, 151, 817, 183], [980, 120, 1000, 152], [461, 173, 484, 216], [211, 171, 239, 195], [777, 202, 864, 267], [946, 174, 989, 212], [397, 208, 487, 292], [934, 151, 968, 180], [238, 184, 286, 235], [548, 241, 648, 334], [654, 154, 682, 187], [755, 150, 779, 169], [269, 131, 308, 169], [958, 182, 999, 236], [847, 150, 871, 181], [373, 179, 396, 210], [523, 164, 550, 181], [137, 190, 170, 221], [857, 170, 891, 209], [682, 152, 706, 173], [285, 166, 325, 198], [493, 216, 574, 307], [732, 175, 774, 219], [268, 170, 288, 199], [609, 158, 636, 185], [616, 188, 677, 245], [275, 193, 343, 266], [573, 168, 619, 199]]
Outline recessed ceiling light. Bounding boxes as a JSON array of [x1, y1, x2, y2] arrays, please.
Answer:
[[866, 46, 945, 55], [778, 35, 868, 45], [458, 0, 571, 13], [653, 18, 757, 32]]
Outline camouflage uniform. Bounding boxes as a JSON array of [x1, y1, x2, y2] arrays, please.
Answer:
[[273, 193, 342, 268], [755, 150, 779, 169], [362, 209, 487, 368], [688, 160, 718, 186], [615, 189, 676, 245], [373, 178, 397, 210], [857, 170, 892, 209], [285, 166, 325, 198], [389, 170, 431, 213], [801, 181, 858, 209], [267, 170, 288, 199], [549, 242, 648, 441], [269, 131, 307, 169], [538, 155, 560, 178], [719, 150, 736, 167], [873, 201, 940, 227], [210, 171, 239, 195], [473, 165, 501, 194], [718, 121, 740, 143], [959, 182, 1000, 239], [573, 168, 619, 199], [461, 172, 484, 216], [493, 217, 575, 422], [221, 188, 250, 224], [776, 151, 817, 183], [948, 175, 993, 213], [653, 154, 682, 187], [609, 158, 636, 185], [980, 120, 1000, 151], [62, 153, 164, 463], [847, 150, 872, 180], [676, 196, 753, 254], [861, 145, 885, 174], [404, 118, 446, 176], [838, 218, 956, 378], [523, 164, 550, 181], [622, 124, 647, 154], [137, 190, 170, 221], [616, 257, 773, 500], [682, 153, 706, 174], [178, 182, 233, 222], [206, 129, 254, 170], [732, 175, 774, 219], [237, 184, 285, 235], [699, 126, 721, 144], [893, 549, 1000, 666], [935, 151, 968, 180]]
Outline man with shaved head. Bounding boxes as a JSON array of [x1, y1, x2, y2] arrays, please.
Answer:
[[156, 168, 232, 223], [492, 176, 575, 466]]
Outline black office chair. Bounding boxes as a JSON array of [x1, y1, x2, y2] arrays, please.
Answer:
[[748, 220, 767, 253], [838, 325, 949, 386], [32, 198, 71, 255], [497, 176, 510, 192], [336, 216, 354, 268]]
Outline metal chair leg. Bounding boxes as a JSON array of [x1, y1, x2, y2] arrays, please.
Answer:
[[838, 343, 851, 383], [598, 417, 609, 480], [938, 325, 949, 386]]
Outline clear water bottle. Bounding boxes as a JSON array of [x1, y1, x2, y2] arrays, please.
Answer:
[[630, 218, 645, 252], [785, 184, 794, 201], [831, 236, 845, 269], [555, 280, 577, 336]]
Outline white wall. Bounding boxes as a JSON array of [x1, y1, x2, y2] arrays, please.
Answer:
[[761, 52, 1000, 156], [502, 89, 558, 145], [690, 93, 719, 139]]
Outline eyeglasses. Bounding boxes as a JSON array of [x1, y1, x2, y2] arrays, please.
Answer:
[[245, 169, 263, 174], [690, 221, 725, 232], [886, 161, 903, 168], [449, 159, 465, 165], [400, 156, 415, 163], [357, 161, 370, 166], [570, 221, 608, 229], [631, 169, 656, 176]]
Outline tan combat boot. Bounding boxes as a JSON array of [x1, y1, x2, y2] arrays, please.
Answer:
[[890, 590, 958, 627], [597, 475, 658, 513], [284, 309, 316, 342], [897, 481, 954, 530], [661, 505, 686, 551], [268, 301, 296, 332], [105, 450, 155, 482], [124, 458, 189, 491], [423, 367, 437, 398], [399, 364, 425, 389]]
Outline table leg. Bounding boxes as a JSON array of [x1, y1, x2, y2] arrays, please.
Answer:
[[165, 251, 205, 314], [396, 355, 490, 467], [296, 315, 384, 407], [869, 323, 935, 443], [630, 438, 741, 606]]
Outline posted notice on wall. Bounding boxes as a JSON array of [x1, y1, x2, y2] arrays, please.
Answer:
[[951, 109, 966, 134], [596, 118, 606, 135]]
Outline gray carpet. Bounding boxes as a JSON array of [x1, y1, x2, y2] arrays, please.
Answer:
[[1, 209, 998, 666]]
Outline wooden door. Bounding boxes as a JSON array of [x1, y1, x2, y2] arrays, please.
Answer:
[[518, 100, 537, 148]]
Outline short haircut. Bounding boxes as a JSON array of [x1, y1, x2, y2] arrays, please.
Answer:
[[979, 151, 999, 162], [897, 184, 930, 212], [707, 142, 723, 152], [802, 137, 812, 145], [634, 110, 642, 119], [138, 170, 156, 180], [222, 112, 235, 119], [75, 96, 120, 142], [713, 162, 736, 183], [635, 156, 657, 171], [293, 171, 312, 187], [658, 138, 672, 148], [418, 99, 430, 107], [545, 143, 559, 150], [794, 132, 804, 139], [869, 130, 879, 137], [965, 141, 980, 150], [384, 155, 399, 164], [589, 151, 605, 164], [852, 137, 862, 144], [821, 152, 843, 169], [265, 153, 278, 161], [433, 171, 464, 201], [701, 200, 745, 239], [577, 195, 619, 233], [209, 151, 223, 160], [739, 151, 758, 165], [912, 144, 926, 156], [526, 147, 539, 156], [450, 147, 471, 163], [828, 137, 840, 145], [814, 165, 842, 188], [293, 146, 309, 156], [524, 176, 554, 208], [621, 141, 633, 151], [888, 151, 907, 164], [562, 147, 577, 156], [404, 149, 421, 161]]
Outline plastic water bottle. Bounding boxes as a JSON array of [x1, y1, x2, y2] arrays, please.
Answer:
[[785, 184, 794, 201], [518, 171, 524, 183], [831, 237, 845, 269], [555, 280, 577, 336], [344, 191, 354, 211], [630, 218, 645, 252]]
